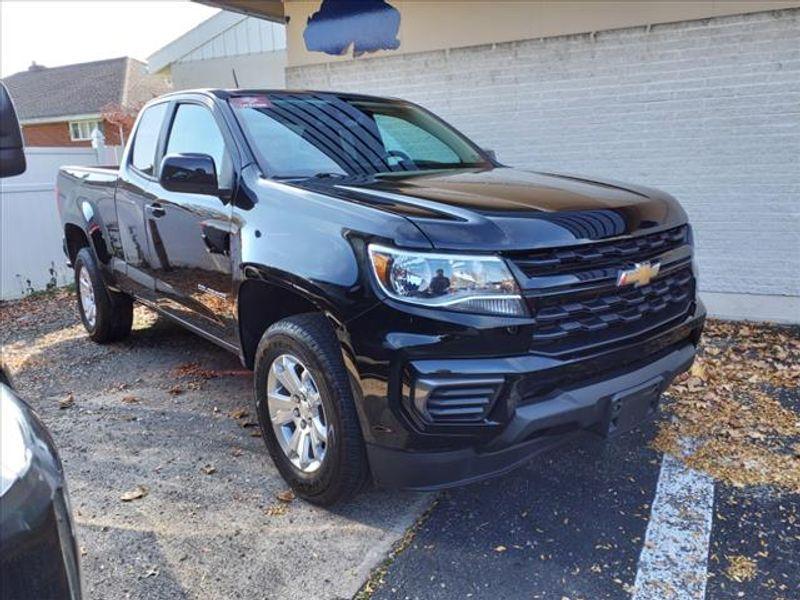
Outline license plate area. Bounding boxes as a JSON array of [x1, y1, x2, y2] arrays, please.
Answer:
[[602, 377, 663, 437]]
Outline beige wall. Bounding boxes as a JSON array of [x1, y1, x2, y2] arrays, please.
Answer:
[[286, 0, 800, 67], [167, 51, 287, 90]]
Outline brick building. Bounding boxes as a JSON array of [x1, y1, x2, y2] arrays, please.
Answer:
[[196, 0, 799, 322], [3, 57, 170, 148]]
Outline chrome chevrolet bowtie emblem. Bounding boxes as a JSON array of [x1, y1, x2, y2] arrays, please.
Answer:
[[616, 261, 661, 288]]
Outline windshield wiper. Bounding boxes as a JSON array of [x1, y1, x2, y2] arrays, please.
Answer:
[[312, 172, 348, 179], [271, 172, 349, 181]]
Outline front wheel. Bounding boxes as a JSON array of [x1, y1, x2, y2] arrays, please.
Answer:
[[254, 313, 369, 505], [74, 247, 133, 343]]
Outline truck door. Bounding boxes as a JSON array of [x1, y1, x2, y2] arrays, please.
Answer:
[[145, 100, 237, 346], [115, 101, 169, 301]]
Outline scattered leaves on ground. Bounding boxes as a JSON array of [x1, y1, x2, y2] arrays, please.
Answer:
[[264, 504, 288, 517], [725, 555, 758, 582], [172, 361, 218, 381], [653, 319, 800, 493], [120, 485, 149, 502]]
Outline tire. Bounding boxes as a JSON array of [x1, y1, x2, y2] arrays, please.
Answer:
[[74, 247, 133, 343], [254, 313, 369, 505]]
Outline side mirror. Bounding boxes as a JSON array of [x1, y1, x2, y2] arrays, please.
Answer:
[[483, 148, 497, 163], [0, 82, 26, 178], [159, 153, 219, 195]]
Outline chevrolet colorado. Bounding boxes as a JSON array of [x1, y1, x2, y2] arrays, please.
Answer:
[[57, 89, 705, 505]]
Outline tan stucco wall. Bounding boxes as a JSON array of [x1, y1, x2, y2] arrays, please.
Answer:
[[285, 0, 800, 67], [168, 51, 287, 90]]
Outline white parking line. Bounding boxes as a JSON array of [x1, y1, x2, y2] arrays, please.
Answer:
[[632, 453, 715, 600]]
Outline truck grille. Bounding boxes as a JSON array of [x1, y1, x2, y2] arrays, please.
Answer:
[[507, 226, 695, 356], [513, 226, 688, 277]]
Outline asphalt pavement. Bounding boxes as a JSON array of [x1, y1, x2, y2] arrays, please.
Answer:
[[3, 291, 798, 600], [372, 417, 799, 600]]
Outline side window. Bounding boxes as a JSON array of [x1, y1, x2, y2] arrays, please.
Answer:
[[131, 103, 168, 175], [374, 114, 460, 164], [165, 104, 228, 175]]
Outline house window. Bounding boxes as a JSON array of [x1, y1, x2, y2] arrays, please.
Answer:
[[69, 120, 102, 141]]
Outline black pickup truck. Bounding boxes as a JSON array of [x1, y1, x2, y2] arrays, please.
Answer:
[[57, 89, 705, 505]]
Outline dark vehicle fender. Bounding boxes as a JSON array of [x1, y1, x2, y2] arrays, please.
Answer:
[[57, 168, 119, 286], [234, 269, 373, 441], [235, 266, 360, 366], [232, 167, 430, 368]]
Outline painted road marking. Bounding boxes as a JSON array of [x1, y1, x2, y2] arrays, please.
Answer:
[[632, 453, 715, 600]]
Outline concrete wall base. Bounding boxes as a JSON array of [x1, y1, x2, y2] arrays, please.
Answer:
[[701, 292, 800, 324]]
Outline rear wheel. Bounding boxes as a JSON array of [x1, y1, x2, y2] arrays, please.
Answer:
[[74, 247, 133, 343], [254, 313, 369, 505]]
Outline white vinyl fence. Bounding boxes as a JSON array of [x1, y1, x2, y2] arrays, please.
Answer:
[[0, 146, 121, 300]]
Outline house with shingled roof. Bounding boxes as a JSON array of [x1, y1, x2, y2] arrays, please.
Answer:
[[2, 56, 170, 147]]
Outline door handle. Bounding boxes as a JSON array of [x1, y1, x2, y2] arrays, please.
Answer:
[[146, 203, 166, 218]]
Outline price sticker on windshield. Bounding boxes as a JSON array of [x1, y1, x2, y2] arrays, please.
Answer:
[[230, 95, 273, 109]]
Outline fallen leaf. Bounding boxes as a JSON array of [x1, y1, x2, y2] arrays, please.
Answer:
[[725, 555, 758, 582], [231, 448, 244, 457], [58, 393, 75, 409], [276, 489, 295, 503], [265, 504, 288, 517], [494, 545, 507, 553], [120, 485, 149, 502], [201, 464, 216, 475], [121, 395, 139, 404], [168, 385, 183, 396]]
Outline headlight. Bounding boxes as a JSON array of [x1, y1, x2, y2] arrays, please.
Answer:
[[368, 244, 527, 316], [1, 387, 33, 496]]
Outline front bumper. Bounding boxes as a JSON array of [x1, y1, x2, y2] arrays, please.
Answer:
[[349, 301, 705, 490], [367, 341, 695, 490]]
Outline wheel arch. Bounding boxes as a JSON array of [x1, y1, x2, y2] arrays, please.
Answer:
[[63, 222, 91, 264], [237, 277, 346, 370]]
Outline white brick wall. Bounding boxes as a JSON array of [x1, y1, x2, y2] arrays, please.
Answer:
[[288, 10, 800, 308]]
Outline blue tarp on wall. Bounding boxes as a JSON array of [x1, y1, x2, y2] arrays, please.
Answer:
[[303, 0, 401, 57]]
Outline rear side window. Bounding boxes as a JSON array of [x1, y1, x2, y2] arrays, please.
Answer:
[[165, 104, 227, 173], [131, 103, 168, 175]]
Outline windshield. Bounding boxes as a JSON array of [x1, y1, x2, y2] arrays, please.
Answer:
[[229, 93, 489, 179]]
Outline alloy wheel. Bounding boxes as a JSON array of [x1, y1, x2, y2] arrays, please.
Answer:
[[78, 265, 97, 328], [266, 354, 329, 473]]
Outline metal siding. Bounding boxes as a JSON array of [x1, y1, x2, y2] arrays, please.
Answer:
[[178, 17, 286, 64]]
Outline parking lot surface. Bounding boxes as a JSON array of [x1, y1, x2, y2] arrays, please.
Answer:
[[1, 291, 430, 600], [2, 291, 798, 600]]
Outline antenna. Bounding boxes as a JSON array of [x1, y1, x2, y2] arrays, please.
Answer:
[[232, 68, 240, 88]]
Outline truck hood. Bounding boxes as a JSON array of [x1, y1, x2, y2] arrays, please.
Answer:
[[290, 167, 688, 251]]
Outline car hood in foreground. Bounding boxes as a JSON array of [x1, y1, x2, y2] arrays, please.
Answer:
[[290, 167, 688, 251]]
